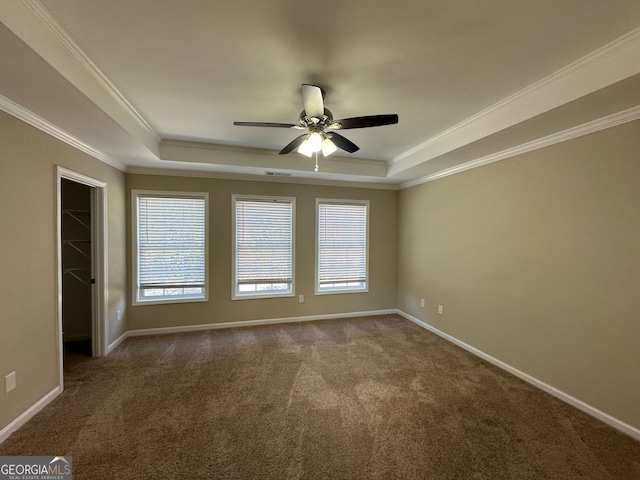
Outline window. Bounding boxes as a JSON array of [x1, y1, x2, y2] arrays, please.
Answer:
[[316, 199, 369, 294], [132, 190, 208, 305], [233, 195, 295, 299]]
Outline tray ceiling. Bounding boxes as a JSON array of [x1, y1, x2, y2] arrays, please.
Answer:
[[1, 0, 640, 186]]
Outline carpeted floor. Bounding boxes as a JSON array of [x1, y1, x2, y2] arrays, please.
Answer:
[[1, 314, 639, 479]]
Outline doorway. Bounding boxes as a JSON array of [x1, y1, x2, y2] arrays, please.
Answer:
[[61, 178, 93, 356], [56, 167, 107, 386]]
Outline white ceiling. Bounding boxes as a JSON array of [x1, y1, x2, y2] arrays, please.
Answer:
[[1, 0, 640, 187]]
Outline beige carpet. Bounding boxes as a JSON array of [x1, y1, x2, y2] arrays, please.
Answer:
[[2, 314, 639, 479]]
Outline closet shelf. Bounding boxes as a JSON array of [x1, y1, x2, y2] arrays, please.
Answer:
[[63, 209, 90, 230], [64, 268, 92, 287], [64, 240, 91, 258]]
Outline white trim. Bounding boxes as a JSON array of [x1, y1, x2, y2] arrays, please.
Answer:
[[127, 166, 400, 191], [3, 1, 639, 188], [0, 387, 61, 444], [16, 0, 159, 144], [131, 189, 210, 306], [391, 26, 640, 171], [58, 167, 108, 188], [0, 94, 125, 171], [90, 181, 108, 357], [127, 309, 397, 337], [159, 139, 388, 178], [107, 331, 129, 354], [9, 310, 637, 444], [396, 310, 640, 442], [231, 194, 296, 300], [315, 199, 370, 296], [57, 167, 109, 362], [400, 105, 640, 190]]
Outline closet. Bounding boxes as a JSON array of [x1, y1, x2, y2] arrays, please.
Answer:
[[61, 178, 93, 356]]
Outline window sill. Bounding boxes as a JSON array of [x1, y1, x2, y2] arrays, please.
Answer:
[[132, 296, 208, 307], [232, 292, 295, 301], [315, 288, 368, 296]]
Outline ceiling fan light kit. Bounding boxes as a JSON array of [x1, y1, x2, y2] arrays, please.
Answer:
[[297, 139, 313, 157], [234, 84, 399, 171], [321, 137, 338, 156], [306, 132, 323, 152]]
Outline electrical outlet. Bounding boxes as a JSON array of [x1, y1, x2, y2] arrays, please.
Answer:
[[5, 371, 16, 393], [420, 298, 425, 308], [438, 305, 444, 315], [299, 295, 304, 303], [116, 309, 122, 321]]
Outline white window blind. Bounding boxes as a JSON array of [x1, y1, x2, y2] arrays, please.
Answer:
[[135, 193, 207, 303], [234, 197, 294, 298], [317, 200, 368, 293]]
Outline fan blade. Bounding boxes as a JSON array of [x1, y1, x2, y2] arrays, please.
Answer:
[[234, 121, 302, 129], [328, 133, 359, 153], [279, 134, 307, 154], [330, 114, 399, 130], [301, 84, 324, 119]]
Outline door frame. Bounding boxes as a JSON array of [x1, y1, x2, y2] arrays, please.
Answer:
[[56, 167, 108, 384]]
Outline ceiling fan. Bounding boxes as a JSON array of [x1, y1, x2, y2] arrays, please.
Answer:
[[234, 84, 399, 162]]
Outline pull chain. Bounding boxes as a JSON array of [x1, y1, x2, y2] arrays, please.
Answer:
[[314, 151, 319, 172]]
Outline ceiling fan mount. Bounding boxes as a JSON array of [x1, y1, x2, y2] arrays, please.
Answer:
[[234, 84, 399, 161]]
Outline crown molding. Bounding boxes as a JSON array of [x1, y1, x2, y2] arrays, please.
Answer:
[[3, 2, 639, 189], [160, 138, 387, 166], [127, 166, 400, 191], [19, 0, 159, 142], [391, 26, 640, 175], [399, 105, 640, 190], [0, 0, 160, 155], [0, 93, 125, 171], [159, 139, 390, 178], [0, 93, 395, 187], [20, 0, 160, 142]]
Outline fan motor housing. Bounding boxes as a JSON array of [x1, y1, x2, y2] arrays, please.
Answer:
[[299, 109, 334, 129]]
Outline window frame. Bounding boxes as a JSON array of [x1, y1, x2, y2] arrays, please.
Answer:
[[231, 194, 296, 300], [131, 189, 209, 306], [315, 198, 370, 295]]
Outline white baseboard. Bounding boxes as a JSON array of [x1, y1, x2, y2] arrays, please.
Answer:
[[0, 387, 61, 444], [3, 310, 394, 443], [107, 331, 129, 353], [5, 310, 638, 446], [396, 310, 640, 442], [127, 309, 398, 338]]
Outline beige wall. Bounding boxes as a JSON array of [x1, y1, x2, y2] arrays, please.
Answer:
[[3, 99, 636, 438], [126, 175, 398, 330], [397, 120, 640, 429], [0, 111, 127, 432]]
